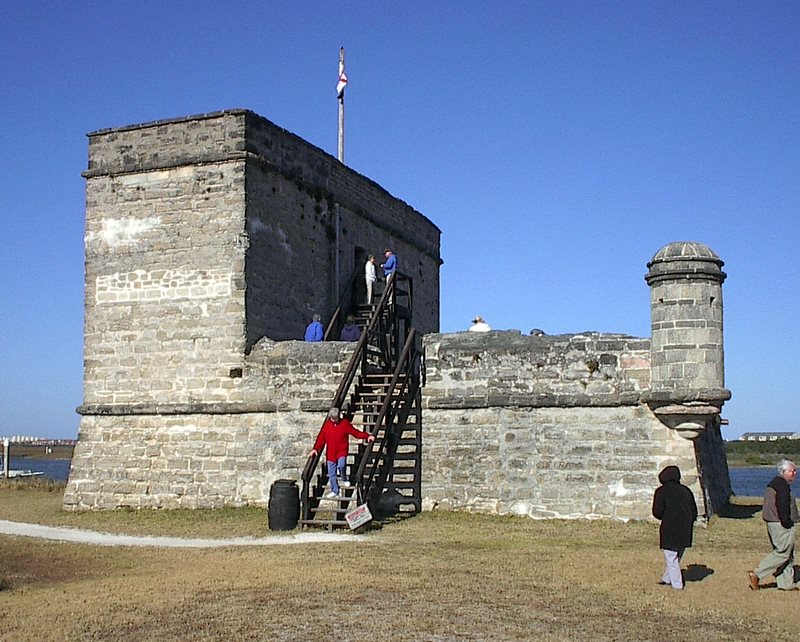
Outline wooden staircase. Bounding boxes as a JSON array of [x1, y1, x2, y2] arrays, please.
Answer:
[[300, 273, 421, 530]]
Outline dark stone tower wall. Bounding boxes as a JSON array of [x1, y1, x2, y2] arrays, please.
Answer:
[[242, 111, 441, 344]]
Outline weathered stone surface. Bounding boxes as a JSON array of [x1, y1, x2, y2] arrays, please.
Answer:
[[422, 331, 652, 410], [66, 114, 732, 522], [68, 109, 441, 510], [418, 333, 703, 521]]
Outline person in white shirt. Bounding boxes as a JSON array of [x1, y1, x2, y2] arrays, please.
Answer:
[[468, 316, 491, 332], [365, 255, 377, 304]]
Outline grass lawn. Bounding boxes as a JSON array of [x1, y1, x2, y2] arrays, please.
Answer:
[[0, 483, 795, 641]]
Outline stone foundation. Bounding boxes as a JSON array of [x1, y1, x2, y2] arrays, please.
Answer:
[[66, 331, 730, 519]]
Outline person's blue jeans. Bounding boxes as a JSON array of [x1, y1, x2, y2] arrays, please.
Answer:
[[327, 456, 347, 494]]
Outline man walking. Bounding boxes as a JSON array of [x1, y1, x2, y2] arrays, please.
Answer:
[[748, 459, 799, 591]]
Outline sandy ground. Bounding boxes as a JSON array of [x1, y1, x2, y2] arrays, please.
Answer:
[[0, 519, 362, 548]]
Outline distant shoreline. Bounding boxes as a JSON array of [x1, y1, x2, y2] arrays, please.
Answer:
[[5, 445, 74, 460], [728, 462, 772, 468], [3, 447, 788, 468]]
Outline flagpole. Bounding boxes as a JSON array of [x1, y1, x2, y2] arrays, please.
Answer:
[[337, 47, 345, 163]]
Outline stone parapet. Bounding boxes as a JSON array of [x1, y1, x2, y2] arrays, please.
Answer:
[[83, 110, 248, 178], [422, 331, 652, 410]]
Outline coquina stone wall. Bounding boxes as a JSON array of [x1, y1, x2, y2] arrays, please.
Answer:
[[243, 112, 441, 344], [66, 329, 727, 518], [66, 340, 355, 509], [67, 110, 441, 509], [420, 331, 704, 520], [66, 108, 732, 520]]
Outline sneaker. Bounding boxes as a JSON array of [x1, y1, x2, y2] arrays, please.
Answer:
[[341, 480, 351, 488], [325, 491, 338, 499]]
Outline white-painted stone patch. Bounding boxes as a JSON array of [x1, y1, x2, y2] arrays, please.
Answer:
[[86, 216, 161, 248], [95, 269, 233, 304]]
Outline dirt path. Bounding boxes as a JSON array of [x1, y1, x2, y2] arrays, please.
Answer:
[[0, 519, 361, 548]]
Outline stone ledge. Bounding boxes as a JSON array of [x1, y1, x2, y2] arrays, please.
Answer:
[[641, 388, 731, 404], [424, 392, 642, 409], [77, 402, 279, 416], [299, 399, 334, 412]]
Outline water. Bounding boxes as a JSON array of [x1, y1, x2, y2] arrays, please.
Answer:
[[3, 457, 71, 482], [0, 459, 780, 495], [729, 466, 776, 497]]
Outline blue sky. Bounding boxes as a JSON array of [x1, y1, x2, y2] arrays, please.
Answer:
[[1, 1, 797, 440]]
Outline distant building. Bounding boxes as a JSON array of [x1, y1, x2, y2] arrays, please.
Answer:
[[0, 436, 76, 446], [740, 432, 799, 442]]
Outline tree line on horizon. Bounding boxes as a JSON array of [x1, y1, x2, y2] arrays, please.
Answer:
[[726, 438, 800, 466]]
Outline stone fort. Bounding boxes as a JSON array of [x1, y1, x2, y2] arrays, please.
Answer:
[[65, 109, 732, 522]]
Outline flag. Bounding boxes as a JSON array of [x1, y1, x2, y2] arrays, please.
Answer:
[[337, 57, 348, 99]]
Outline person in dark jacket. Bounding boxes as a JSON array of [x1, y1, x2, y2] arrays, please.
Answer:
[[748, 459, 799, 591], [339, 315, 361, 342], [652, 465, 698, 590]]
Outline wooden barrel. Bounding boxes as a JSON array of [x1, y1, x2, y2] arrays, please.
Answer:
[[268, 479, 300, 531]]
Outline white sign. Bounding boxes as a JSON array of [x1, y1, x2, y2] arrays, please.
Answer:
[[345, 503, 372, 530]]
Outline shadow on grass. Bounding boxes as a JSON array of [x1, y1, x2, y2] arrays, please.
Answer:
[[754, 570, 800, 591], [716, 501, 761, 520], [372, 509, 419, 529], [684, 564, 714, 583]]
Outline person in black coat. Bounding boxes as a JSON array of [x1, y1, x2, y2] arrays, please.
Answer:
[[652, 465, 698, 590]]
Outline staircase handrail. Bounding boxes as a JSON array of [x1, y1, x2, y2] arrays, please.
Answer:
[[331, 275, 399, 406], [354, 328, 419, 498], [301, 276, 400, 507]]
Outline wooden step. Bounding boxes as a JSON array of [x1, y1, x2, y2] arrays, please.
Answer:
[[391, 452, 420, 462], [309, 503, 355, 515], [355, 390, 403, 398], [383, 480, 419, 489], [299, 519, 348, 530]]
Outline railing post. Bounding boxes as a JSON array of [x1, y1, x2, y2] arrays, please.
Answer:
[[2, 438, 9, 479]]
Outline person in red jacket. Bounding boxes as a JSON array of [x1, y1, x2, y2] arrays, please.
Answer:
[[309, 407, 374, 498]]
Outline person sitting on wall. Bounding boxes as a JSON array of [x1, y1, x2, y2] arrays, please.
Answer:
[[304, 314, 324, 342], [381, 248, 397, 282], [308, 407, 374, 498], [340, 315, 361, 342], [468, 316, 491, 332]]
